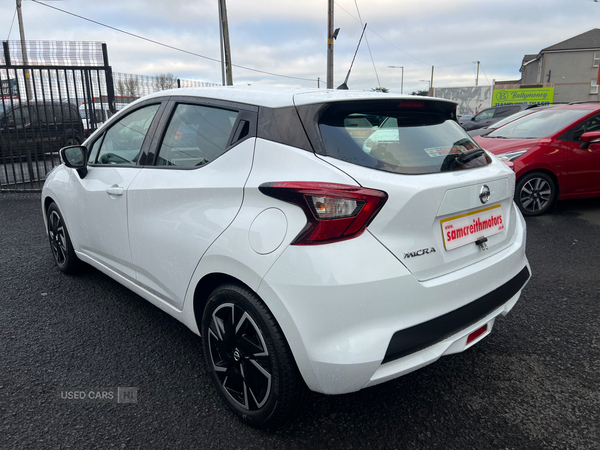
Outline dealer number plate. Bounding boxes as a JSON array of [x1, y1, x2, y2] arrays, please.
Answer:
[[441, 205, 505, 251]]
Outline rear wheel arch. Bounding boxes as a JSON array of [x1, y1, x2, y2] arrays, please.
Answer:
[[193, 273, 245, 331]]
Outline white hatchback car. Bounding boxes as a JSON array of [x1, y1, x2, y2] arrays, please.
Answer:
[[42, 87, 530, 426]]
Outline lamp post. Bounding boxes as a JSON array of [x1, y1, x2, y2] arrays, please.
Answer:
[[388, 66, 404, 94], [16, 0, 32, 99], [419, 79, 431, 95]]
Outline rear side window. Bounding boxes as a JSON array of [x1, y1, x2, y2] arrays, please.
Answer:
[[318, 101, 490, 175], [474, 109, 494, 121], [156, 104, 238, 167]]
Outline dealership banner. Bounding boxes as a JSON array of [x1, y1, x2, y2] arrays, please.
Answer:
[[492, 87, 555, 106], [1, 78, 18, 98]]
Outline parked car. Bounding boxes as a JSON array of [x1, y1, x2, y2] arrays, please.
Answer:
[[467, 105, 556, 138], [458, 113, 475, 125], [474, 103, 600, 216], [461, 103, 536, 132], [0, 100, 83, 162], [42, 87, 530, 426]]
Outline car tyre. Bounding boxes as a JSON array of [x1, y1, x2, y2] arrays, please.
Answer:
[[201, 284, 306, 427], [47, 203, 81, 274], [515, 172, 556, 216], [64, 136, 81, 147]]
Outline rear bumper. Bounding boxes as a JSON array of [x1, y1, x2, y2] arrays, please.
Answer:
[[383, 266, 530, 364], [259, 209, 530, 394]]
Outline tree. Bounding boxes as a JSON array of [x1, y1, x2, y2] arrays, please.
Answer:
[[372, 86, 389, 93], [410, 90, 429, 96], [154, 73, 177, 91], [116, 77, 140, 97]]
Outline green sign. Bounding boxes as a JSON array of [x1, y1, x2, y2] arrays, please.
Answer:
[[492, 87, 555, 106]]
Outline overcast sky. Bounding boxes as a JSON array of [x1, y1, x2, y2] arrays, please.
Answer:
[[3, 0, 600, 94]]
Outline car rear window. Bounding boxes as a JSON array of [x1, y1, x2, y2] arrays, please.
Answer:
[[317, 100, 490, 174], [486, 109, 591, 139]]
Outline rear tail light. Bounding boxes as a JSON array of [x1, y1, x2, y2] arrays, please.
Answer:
[[259, 181, 388, 245]]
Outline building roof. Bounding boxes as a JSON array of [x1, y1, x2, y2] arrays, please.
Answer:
[[522, 54, 538, 65], [542, 28, 600, 52]]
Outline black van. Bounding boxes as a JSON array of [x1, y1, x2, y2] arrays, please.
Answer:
[[0, 100, 84, 162]]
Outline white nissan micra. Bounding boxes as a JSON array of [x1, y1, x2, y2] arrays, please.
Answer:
[[42, 86, 530, 426]]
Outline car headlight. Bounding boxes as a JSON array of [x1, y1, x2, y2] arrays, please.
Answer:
[[497, 150, 527, 162]]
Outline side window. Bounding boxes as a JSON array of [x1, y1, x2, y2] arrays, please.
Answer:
[[156, 104, 238, 167], [36, 105, 50, 124], [96, 104, 159, 165], [495, 106, 520, 118], [474, 109, 494, 122], [572, 114, 600, 142], [11, 106, 31, 125], [52, 104, 63, 122], [61, 105, 76, 123], [95, 109, 106, 123]]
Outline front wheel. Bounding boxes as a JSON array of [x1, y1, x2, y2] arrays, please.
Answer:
[[64, 136, 81, 147], [201, 284, 306, 427], [515, 172, 557, 216], [47, 203, 81, 274]]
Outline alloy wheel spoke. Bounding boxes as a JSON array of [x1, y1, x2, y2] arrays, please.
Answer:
[[521, 197, 534, 210], [243, 358, 272, 408], [208, 301, 272, 411]]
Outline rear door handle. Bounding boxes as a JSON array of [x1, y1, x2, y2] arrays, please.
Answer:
[[106, 185, 124, 196]]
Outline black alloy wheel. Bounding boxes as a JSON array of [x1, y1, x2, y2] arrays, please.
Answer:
[[201, 284, 306, 427], [47, 203, 81, 274], [515, 172, 557, 216]]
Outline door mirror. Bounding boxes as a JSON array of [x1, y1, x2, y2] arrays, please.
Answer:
[[579, 131, 600, 149], [60, 145, 88, 178]]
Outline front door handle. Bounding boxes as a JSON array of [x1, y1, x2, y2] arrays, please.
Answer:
[[106, 185, 124, 196]]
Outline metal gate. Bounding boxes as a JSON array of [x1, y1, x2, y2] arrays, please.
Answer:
[[1, 41, 115, 191]]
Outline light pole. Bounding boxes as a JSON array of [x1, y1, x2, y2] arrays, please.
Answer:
[[16, 0, 32, 99], [419, 79, 431, 95], [388, 66, 404, 94], [327, 0, 334, 89]]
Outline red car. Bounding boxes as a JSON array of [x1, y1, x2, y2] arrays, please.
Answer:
[[474, 103, 600, 216]]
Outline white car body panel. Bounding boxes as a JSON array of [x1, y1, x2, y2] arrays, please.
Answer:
[[127, 138, 256, 309]]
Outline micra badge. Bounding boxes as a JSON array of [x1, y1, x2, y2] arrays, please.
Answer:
[[404, 247, 436, 259]]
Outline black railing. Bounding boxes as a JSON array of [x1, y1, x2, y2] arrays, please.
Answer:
[[1, 41, 114, 191]]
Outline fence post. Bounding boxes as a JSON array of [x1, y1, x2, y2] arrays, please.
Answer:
[[3, 41, 11, 66], [102, 43, 116, 114]]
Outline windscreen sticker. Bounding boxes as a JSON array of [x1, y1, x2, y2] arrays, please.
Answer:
[[424, 145, 467, 158]]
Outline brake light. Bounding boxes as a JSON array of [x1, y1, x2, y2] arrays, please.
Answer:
[[259, 182, 388, 245], [398, 101, 425, 108]]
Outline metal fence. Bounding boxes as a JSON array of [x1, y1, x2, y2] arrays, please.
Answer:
[[1, 41, 114, 191], [1, 40, 219, 191]]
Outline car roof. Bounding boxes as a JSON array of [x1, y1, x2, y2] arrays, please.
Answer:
[[540, 102, 600, 112], [141, 85, 457, 109]]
